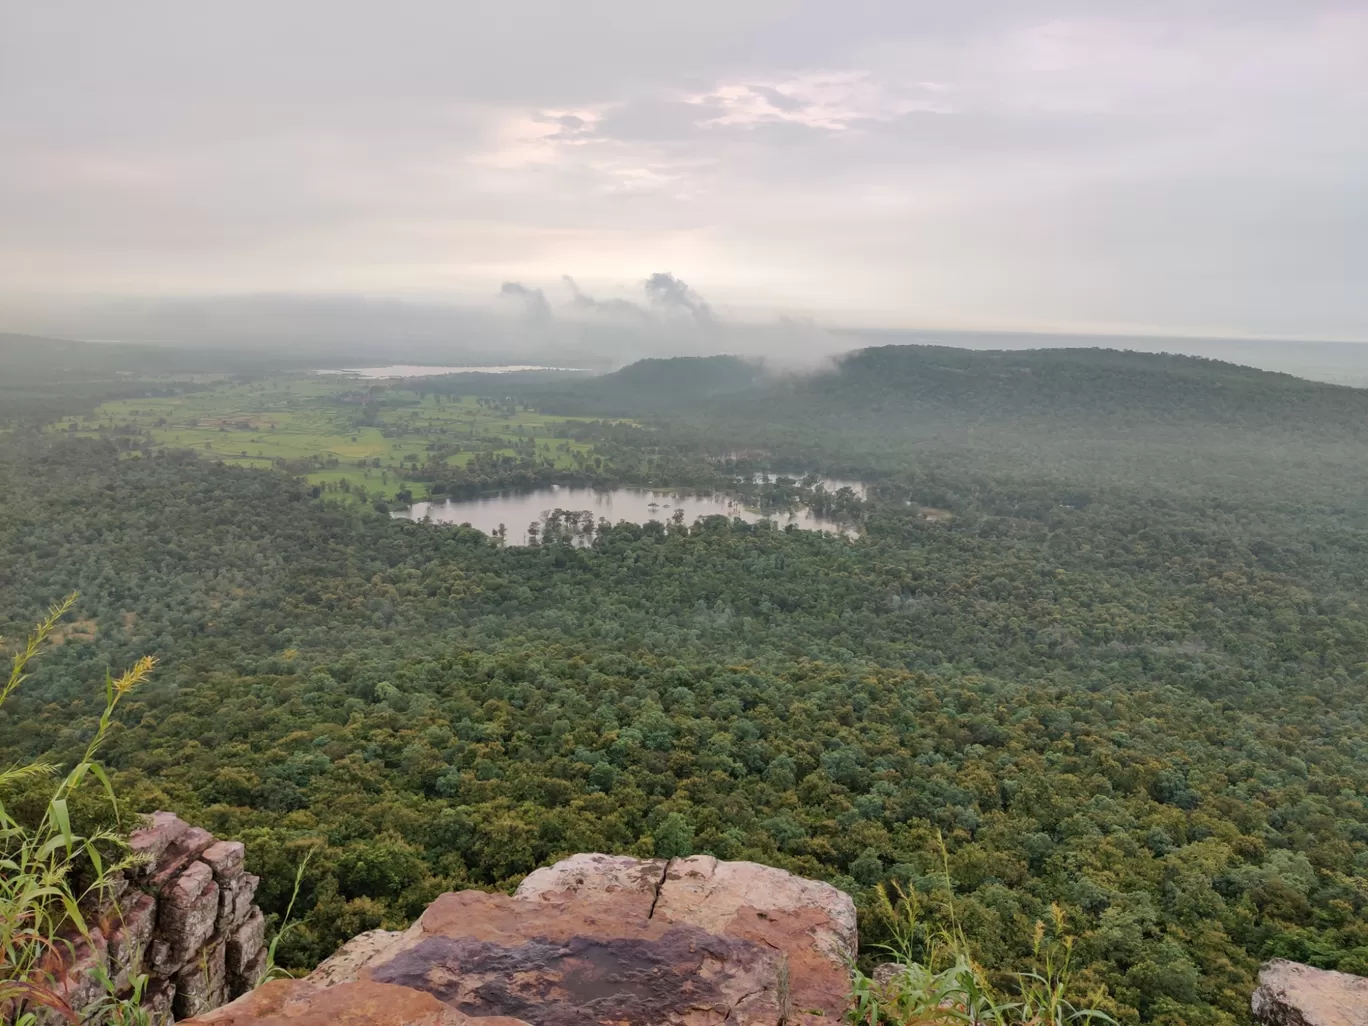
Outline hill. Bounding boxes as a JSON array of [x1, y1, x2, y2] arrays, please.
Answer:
[[516, 355, 766, 415], [585, 345, 1368, 505]]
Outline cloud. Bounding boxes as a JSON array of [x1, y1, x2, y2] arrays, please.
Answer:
[[644, 273, 715, 328], [562, 275, 652, 321], [2, 2, 1366, 339], [499, 282, 552, 323], [687, 72, 951, 131]]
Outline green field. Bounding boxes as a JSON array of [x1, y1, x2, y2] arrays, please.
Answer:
[[51, 374, 610, 502]]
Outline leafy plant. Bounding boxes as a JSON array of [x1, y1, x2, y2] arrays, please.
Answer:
[[848, 839, 1115, 1026], [0, 594, 155, 1024], [259, 847, 317, 984]]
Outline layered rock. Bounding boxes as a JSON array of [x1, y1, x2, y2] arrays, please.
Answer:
[[39, 812, 267, 1024], [188, 853, 857, 1026], [1252, 959, 1368, 1026]]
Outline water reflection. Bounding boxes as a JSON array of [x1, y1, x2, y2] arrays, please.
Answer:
[[393, 484, 859, 545]]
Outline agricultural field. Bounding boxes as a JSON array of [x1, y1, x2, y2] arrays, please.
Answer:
[[49, 373, 609, 502]]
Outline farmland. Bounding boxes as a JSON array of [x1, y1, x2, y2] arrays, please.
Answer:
[[49, 373, 611, 502]]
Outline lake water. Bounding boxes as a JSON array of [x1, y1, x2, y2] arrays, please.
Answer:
[[393, 484, 860, 545], [315, 365, 585, 379]]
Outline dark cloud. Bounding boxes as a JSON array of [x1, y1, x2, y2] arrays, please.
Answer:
[[499, 282, 552, 323], [644, 273, 715, 328]]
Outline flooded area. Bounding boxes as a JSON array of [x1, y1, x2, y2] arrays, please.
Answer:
[[393, 483, 862, 545]]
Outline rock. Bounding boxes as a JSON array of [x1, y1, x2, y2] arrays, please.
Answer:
[[106, 890, 158, 991], [186, 980, 531, 1026], [226, 908, 267, 978], [148, 828, 217, 894], [34, 814, 269, 1025], [218, 873, 260, 931], [143, 978, 178, 1025], [515, 852, 667, 913], [1252, 959, 1368, 1026], [223, 853, 855, 1026], [202, 841, 246, 884], [230, 948, 268, 1001], [655, 855, 858, 977], [225, 907, 269, 997], [129, 812, 190, 869], [155, 860, 220, 973], [308, 929, 407, 987], [48, 927, 109, 1016], [174, 936, 227, 1019], [872, 961, 910, 987]]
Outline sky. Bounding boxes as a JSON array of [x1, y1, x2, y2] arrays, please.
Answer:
[[2, 1, 1366, 342]]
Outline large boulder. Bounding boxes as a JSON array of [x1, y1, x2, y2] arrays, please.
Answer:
[[1252, 960, 1368, 1026], [186, 854, 857, 1026], [187, 980, 529, 1026]]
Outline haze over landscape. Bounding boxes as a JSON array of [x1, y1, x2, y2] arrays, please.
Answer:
[[5, 5, 1368, 1026], [3, 0, 1366, 352]]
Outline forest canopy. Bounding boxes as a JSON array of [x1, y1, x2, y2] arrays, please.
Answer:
[[3, 344, 1368, 1026]]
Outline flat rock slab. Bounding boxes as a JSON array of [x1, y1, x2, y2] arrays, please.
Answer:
[[190, 854, 857, 1026], [1253, 960, 1368, 1026], [188, 980, 529, 1026]]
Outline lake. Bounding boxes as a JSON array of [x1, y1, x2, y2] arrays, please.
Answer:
[[393, 484, 861, 545]]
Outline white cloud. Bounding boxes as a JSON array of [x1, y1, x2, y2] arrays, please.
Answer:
[[0, 1, 1365, 339]]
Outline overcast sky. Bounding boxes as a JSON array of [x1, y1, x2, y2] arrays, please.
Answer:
[[2, 1, 1365, 340]]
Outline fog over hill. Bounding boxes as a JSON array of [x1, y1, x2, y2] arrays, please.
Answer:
[[6, 291, 1368, 387]]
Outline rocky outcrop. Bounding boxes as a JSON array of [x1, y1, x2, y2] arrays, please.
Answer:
[[41, 812, 267, 1024], [1252, 960, 1368, 1026], [187, 853, 857, 1026]]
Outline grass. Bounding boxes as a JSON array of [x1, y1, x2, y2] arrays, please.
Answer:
[[1, 596, 155, 1025], [1, 596, 317, 1023], [48, 374, 613, 503], [847, 841, 1115, 1026]]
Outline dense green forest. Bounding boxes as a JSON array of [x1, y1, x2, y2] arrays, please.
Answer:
[[4, 344, 1368, 1026]]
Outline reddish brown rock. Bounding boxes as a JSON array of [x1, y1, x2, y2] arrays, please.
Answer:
[[217, 873, 260, 931], [307, 929, 407, 987], [186, 980, 530, 1026], [106, 890, 158, 991], [226, 909, 266, 977], [202, 841, 246, 884], [164, 850, 854, 1026], [515, 852, 666, 914], [230, 948, 268, 1002], [47, 927, 109, 1016], [130, 812, 191, 867], [174, 937, 227, 1019], [653, 854, 857, 1016], [35, 814, 268, 1024], [155, 860, 220, 974], [143, 978, 178, 1025], [148, 828, 217, 894], [1253, 960, 1368, 1026], [238, 853, 856, 1026]]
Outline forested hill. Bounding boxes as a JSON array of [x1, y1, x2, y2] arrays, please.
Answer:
[[518, 354, 765, 415], [560, 344, 1368, 504], [795, 345, 1368, 429], [518, 343, 1368, 438]]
